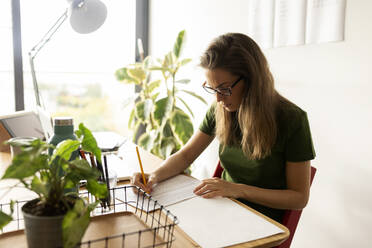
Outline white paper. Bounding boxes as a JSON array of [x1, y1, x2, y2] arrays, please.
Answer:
[[247, 0, 275, 49], [123, 174, 201, 210], [306, 0, 346, 44], [167, 197, 284, 248], [105, 154, 137, 181], [117, 141, 164, 174], [93, 131, 127, 150], [273, 0, 307, 47]]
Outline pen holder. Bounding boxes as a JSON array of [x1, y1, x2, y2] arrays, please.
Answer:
[[106, 170, 117, 207], [107, 170, 117, 189], [79, 150, 115, 210]]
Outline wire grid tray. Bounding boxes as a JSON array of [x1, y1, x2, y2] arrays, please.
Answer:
[[0, 185, 179, 248]]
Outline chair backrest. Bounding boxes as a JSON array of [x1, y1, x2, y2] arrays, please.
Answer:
[[275, 166, 316, 248], [212, 162, 317, 248]]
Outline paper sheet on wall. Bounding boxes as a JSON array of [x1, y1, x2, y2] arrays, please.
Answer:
[[273, 0, 307, 47], [305, 0, 347, 44], [248, 0, 346, 48], [167, 196, 284, 248], [247, 0, 275, 49], [121, 174, 201, 210]]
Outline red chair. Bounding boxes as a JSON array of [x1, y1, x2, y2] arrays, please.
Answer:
[[213, 162, 317, 248]]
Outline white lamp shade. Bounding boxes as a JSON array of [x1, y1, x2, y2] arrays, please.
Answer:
[[68, 0, 107, 34]]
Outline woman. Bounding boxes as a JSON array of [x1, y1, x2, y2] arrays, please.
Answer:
[[132, 33, 315, 222]]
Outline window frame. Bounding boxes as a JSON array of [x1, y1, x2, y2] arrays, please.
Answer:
[[11, 0, 147, 112], [12, 0, 24, 111]]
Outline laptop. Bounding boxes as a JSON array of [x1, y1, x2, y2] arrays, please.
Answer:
[[0, 107, 53, 141]]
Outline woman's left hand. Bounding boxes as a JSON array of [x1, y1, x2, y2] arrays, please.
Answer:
[[193, 178, 241, 199]]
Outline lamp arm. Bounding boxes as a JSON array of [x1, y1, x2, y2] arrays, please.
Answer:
[[29, 9, 68, 108], [29, 56, 41, 107], [29, 9, 68, 59]]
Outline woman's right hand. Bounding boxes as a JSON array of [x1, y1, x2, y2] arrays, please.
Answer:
[[131, 172, 158, 194]]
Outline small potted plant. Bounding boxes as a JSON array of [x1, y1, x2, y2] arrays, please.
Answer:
[[0, 123, 107, 248]]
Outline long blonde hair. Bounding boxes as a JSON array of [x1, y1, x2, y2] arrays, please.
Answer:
[[200, 33, 286, 159]]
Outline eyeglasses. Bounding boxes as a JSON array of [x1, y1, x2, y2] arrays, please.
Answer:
[[202, 76, 244, 96]]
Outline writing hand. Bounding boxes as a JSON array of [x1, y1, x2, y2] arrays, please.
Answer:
[[131, 172, 157, 194], [193, 177, 240, 199]]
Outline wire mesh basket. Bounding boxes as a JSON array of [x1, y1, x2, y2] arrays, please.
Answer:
[[0, 185, 179, 248]]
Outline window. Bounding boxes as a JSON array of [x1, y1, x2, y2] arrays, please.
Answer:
[[20, 0, 136, 136], [0, 0, 15, 115]]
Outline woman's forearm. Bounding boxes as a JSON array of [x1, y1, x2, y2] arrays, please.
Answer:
[[151, 131, 215, 183], [237, 183, 309, 210], [152, 151, 191, 182]]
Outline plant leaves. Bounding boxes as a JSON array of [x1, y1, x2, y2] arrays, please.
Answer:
[[142, 56, 152, 70], [175, 79, 190, 84], [148, 66, 164, 71], [0, 211, 13, 229], [127, 67, 146, 83], [132, 122, 143, 143], [173, 30, 185, 58], [162, 121, 174, 137], [115, 67, 137, 84], [86, 180, 108, 199], [138, 131, 157, 151], [2, 152, 48, 180], [179, 58, 192, 66], [76, 123, 101, 164], [146, 80, 161, 94], [62, 199, 98, 248], [176, 96, 194, 118], [5, 138, 35, 147], [170, 109, 194, 145], [51, 140, 80, 162], [180, 89, 208, 105], [69, 160, 101, 181], [148, 66, 170, 74], [31, 176, 50, 197], [152, 92, 160, 102], [154, 97, 173, 126], [160, 137, 177, 159], [135, 99, 153, 122], [128, 108, 135, 129], [165, 52, 176, 69], [2, 139, 50, 179]]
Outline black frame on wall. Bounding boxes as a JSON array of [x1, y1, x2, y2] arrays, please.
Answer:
[[10, 0, 149, 112]]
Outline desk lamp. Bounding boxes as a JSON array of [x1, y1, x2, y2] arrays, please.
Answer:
[[29, 0, 107, 109]]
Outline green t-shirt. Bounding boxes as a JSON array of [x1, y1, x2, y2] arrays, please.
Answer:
[[199, 103, 316, 222]]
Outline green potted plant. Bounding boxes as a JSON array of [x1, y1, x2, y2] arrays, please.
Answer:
[[115, 30, 207, 159], [0, 123, 107, 248]]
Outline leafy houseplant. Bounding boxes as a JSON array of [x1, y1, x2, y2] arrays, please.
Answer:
[[0, 123, 107, 248], [115, 30, 207, 159]]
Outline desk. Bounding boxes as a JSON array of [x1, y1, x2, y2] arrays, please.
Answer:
[[0, 147, 289, 248]]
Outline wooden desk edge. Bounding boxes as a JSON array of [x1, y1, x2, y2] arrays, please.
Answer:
[[165, 197, 290, 248], [229, 198, 290, 248]]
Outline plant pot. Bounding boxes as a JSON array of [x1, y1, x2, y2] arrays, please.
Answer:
[[22, 200, 65, 248]]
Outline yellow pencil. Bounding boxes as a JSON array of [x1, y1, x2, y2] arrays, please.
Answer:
[[135, 146, 147, 187]]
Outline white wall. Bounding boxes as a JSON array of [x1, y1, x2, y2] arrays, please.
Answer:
[[149, 0, 372, 247]]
